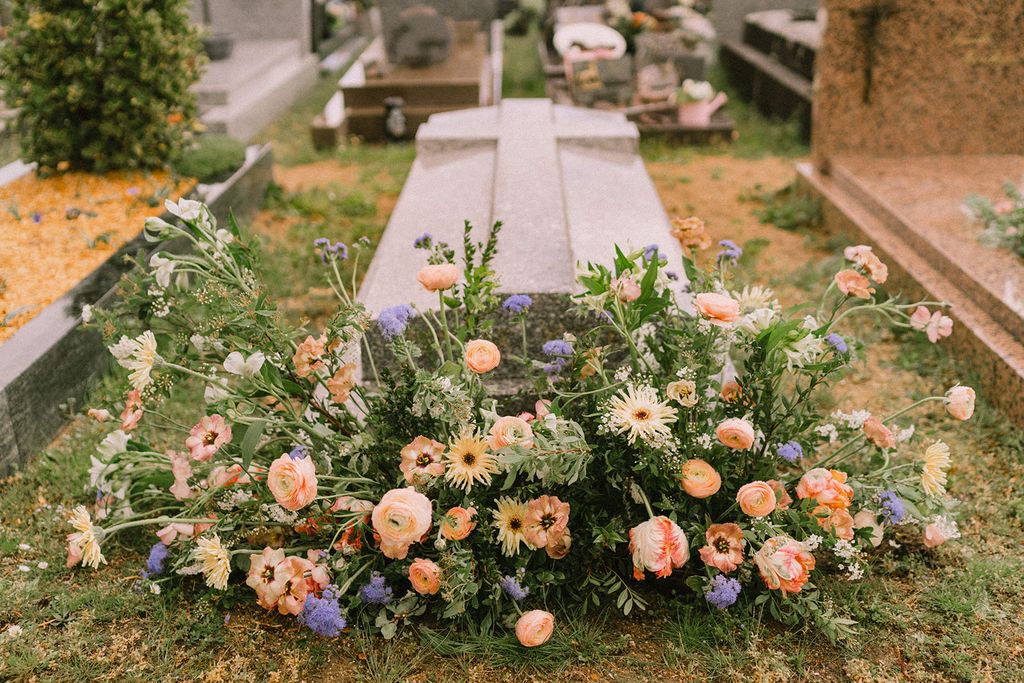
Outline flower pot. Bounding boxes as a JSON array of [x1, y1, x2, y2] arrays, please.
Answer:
[[203, 31, 235, 61]]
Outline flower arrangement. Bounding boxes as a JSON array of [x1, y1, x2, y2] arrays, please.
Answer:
[[964, 182, 1024, 258], [75, 200, 974, 645]]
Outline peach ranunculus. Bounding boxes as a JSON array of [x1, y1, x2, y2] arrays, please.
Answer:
[[185, 414, 232, 462], [767, 479, 792, 510], [795, 468, 854, 510], [680, 459, 722, 498], [267, 452, 319, 511], [754, 536, 816, 597], [843, 245, 888, 283], [327, 362, 357, 404], [945, 385, 976, 421], [834, 269, 875, 299], [611, 275, 642, 302], [737, 481, 778, 517], [698, 523, 745, 573], [862, 416, 896, 449], [716, 417, 755, 450], [694, 292, 740, 326], [246, 547, 287, 610], [671, 215, 712, 250], [292, 334, 327, 378], [515, 609, 555, 647], [522, 495, 570, 559], [488, 415, 534, 450], [399, 435, 446, 484], [416, 263, 461, 292], [464, 339, 500, 374], [440, 506, 477, 541], [853, 509, 884, 547], [629, 516, 689, 580], [371, 487, 433, 560], [813, 505, 854, 540], [409, 557, 442, 595]]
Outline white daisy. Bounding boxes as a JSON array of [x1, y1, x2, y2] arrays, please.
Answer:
[[492, 497, 531, 557], [606, 385, 677, 446], [123, 331, 161, 391], [193, 534, 231, 590], [67, 506, 106, 569]]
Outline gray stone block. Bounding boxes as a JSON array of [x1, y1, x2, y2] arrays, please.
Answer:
[[710, 0, 817, 45]]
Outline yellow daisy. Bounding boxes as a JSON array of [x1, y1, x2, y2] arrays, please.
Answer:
[[920, 440, 951, 497], [492, 497, 531, 557], [193, 534, 231, 590], [444, 431, 500, 492], [68, 505, 106, 569]]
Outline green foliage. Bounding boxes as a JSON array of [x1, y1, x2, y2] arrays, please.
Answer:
[[0, 0, 203, 171], [175, 134, 246, 183], [742, 181, 822, 231]]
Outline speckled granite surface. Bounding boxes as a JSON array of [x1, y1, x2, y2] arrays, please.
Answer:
[[812, 0, 1024, 168]]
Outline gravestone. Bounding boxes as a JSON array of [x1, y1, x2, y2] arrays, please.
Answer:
[[387, 4, 452, 66], [797, 0, 1024, 423], [710, 0, 818, 45], [357, 99, 684, 381]]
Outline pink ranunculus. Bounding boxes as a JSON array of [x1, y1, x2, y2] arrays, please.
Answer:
[[611, 275, 642, 302], [680, 459, 721, 498], [522, 495, 570, 557], [440, 506, 477, 541], [754, 536, 816, 597], [408, 558, 442, 595], [371, 487, 433, 560], [292, 334, 327, 378], [736, 481, 778, 517], [185, 414, 232, 462], [698, 523, 745, 573], [246, 547, 286, 610], [694, 292, 740, 326], [767, 479, 793, 510], [464, 339, 500, 374], [945, 385, 976, 421], [795, 468, 853, 510], [716, 417, 755, 450], [416, 263, 461, 292], [515, 610, 555, 647], [267, 452, 319, 511], [629, 516, 689, 580], [489, 415, 534, 450], [813, 505, 854, 541], [862, 416, 896, 449], [399, 435, 446, 484], [167, 450, 194, 500], [834, 269, 875, 299]]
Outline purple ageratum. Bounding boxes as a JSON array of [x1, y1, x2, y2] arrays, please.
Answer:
[[377, 304, 417, 340], [704, 575, 742, 610], [717, 240, 742, 264], [499, 575, 530, 601], [413, 232, 433, 248], [542, 339, 573, 357], [643, 243, 661, 262], [288, 445, 309, 460], [313, 238, 349, 263], [826, 332, 848, 354], [777, 441, 804, 463], [146, 542, 168, 576], [877, 490, 906, 525], [298, 584, 347, 637], [502, 294, 533, 315], [358, 572, 394, 605]]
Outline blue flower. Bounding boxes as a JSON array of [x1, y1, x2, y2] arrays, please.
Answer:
[[313, 238, 349, 263], [414, 232, 433, 248], [717, 240, 742, 264], [288, 445, 309, 460], [377, 304, 416, 340], [298, 584, 347, 637], [499, 575, 530, 601], [825, 332, 848, 354], [643, 243, 661, 262], [31, 212, 42, 224], [502, 294, 533, 315], [877, 490, 906, 525], [704, 575, 742, 610], [777, 441, 803, 463], [146, 542, 168, 576], [542, 339, 573, 357], [358, 572, 393, 605]]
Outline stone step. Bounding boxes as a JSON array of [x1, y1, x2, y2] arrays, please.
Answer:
[[201, 53, 319, 142], [797, 160, 1024, 424], [193, 40, 303, 107]]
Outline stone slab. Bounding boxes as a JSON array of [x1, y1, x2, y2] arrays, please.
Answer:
[[192, 0, 312, 47], [709, 0, 817, 45], [194, 39, 301, 106]]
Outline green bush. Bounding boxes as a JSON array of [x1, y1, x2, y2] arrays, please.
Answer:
[[175, 134, 247, 183], [0, 0, 203, 172]]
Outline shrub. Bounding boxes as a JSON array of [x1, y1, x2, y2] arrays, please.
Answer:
[[175, 134, 246, 184], [0, 0, 203, 172]]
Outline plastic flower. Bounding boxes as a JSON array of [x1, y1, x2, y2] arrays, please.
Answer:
[[358, 572, 394, 604], [377, 304, 416, 340], [499, 575, 530, 601], [185, 414, 233, 462], [444, 431, 500, 492], [945, 386, 975, 421], [699, 523, 745, 573], [920, 440, 951, 497], [399, 435, 446, 484], [705, 574, 742, 609], [408, 558, 442, 595], [502, 294, 533, 314], [66, 506, 105, 569], [267, 451, 319, 511], [298, 584, 347, 637], [193, 534, 231, 590], [488, 416, 534, 450], [117, 330, 160, 391], [754, 537, 815, 597], [515, 610, 554, 647], [629, 516, 689, 580], [522, 495, 571, 558], [493, 497, 531, 557], [371, 487, 432, 560], [292, 334, 327, 378], [440, 506, 477, 541], [327, 362, 357, 404], [607, 385, 678, 445]]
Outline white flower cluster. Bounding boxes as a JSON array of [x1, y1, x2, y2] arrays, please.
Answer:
[[831, 409, 872, 430], [261, 503, 298, 525], [833, 539, 864, 581], [816, 423, 839, 443]]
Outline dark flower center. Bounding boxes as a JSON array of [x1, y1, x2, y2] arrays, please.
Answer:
[[715, 537, 731, 553], [416, 452, 432, 467], [633, 409, 651, 421], [540, 513, 556, 529], [462, 453, 476, 466], [509, 517, 522, 531], [203, 431, 217, 445]]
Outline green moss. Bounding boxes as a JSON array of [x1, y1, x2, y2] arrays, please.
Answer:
[[175, 134, 247, 184]]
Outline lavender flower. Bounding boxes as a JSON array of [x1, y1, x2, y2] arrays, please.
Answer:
[[499, 575, 530, 601], [542, 339, 573, 357], [413, 232, 433, 248], [777, 441, 803, 463], [313, 238, 349, 263], [31, 212, 42, 224], [826, 332, 848, 354], [643, 243, 661, 262], [877, 490, 906, 525], [288, 445, 309, 460], [543, 358, 569, 375], [704, 575, 742, 610], [358, 572, 393, 605], [377, 304, 416, 340], [502, 294, 533, 315], [298, 585, 347, 637], [146, 542, 168, 576], [717, 240, 742, 264]]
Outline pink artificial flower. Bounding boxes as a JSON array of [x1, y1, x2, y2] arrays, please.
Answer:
[[416, 263, 461, 292], [522, 495, 571, 559], [716, 418, 755, 450], [440, 506, 477, 541], [292, 334, 327, 378], [371, 487, 432, 560], [267, 452, 319, 511], [515, 610, 555, 647], [834, 269, 875, 299], [185, 414, 232, 462], [399, 436, 446, 484], [754, 536, 816, 597], [694, 292, 740, 326], [629, 516, 689, 580], [698, 523, 745, 573], [862, 416, 896, 449], [611, 275, 642, 302], [408, 558, 442, 595]]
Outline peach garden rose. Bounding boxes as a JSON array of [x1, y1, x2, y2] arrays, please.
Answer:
[[267, 452, 319, 512], [371, 487, 433, 560], [515, 610, 554, 647]]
